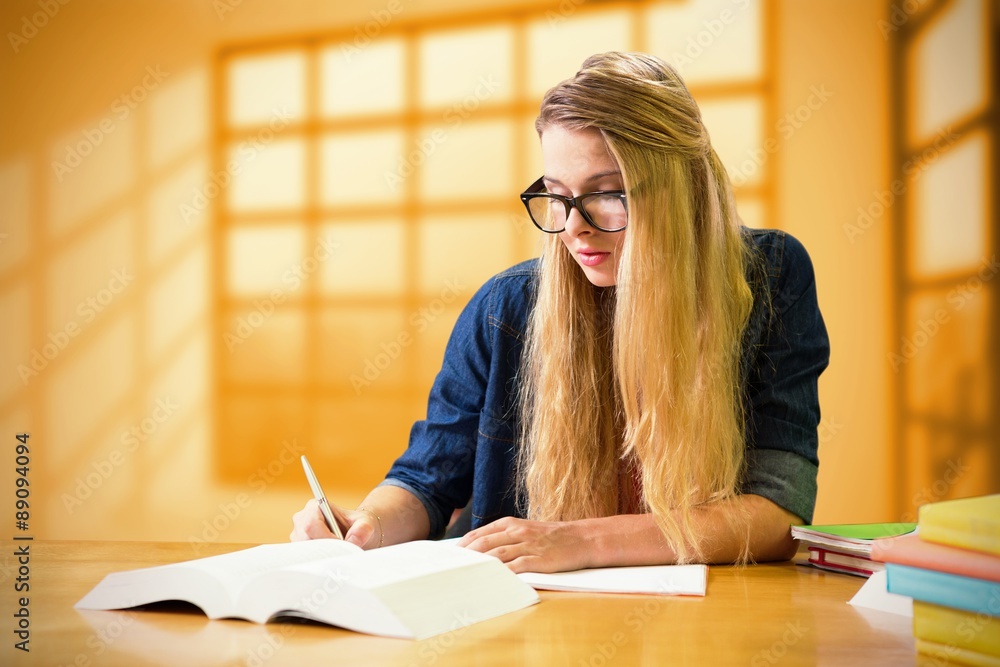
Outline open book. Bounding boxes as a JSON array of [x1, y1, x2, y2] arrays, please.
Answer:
[[75, 540, 539, 640]]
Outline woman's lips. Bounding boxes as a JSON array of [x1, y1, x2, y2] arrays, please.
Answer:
[[577, 250, 610, 267]]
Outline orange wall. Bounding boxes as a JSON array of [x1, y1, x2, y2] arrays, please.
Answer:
[[0, 0, 994, 545]]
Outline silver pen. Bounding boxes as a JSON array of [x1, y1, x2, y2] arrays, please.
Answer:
[[300, 455, 344, 539]]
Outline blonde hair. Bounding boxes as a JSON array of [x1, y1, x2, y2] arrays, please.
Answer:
[[518, 52, 756, 563]]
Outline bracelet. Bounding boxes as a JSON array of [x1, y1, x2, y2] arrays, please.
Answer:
[[357, 507, 383, 548]]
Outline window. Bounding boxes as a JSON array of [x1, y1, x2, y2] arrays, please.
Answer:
[[213, 1, 774, 490], [888, 0, 996, 513]]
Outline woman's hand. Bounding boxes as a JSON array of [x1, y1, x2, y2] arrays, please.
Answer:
[[457, 517, 593, 573], [288, 500, 380, 549]]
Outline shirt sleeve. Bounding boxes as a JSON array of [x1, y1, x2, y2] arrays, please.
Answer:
[[741, 232, 830, 524], [380, 277, 496, 538]]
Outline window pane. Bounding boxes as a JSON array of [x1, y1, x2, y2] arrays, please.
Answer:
[[226, 224, 305, 296], [320, 38, 405, 117], [527, 10, 632, 97], [319, 307, 408, 389], [521, 113, 544, 184], [911, 0, 984, 144], [419, 25, 513, 107], [320, 130, 405, 205], [418, 213, 513, 294], [228, 138, 305, 211], [223, 307, 305, 383], [318, 220, 405, 295], [904, 289, 991, 425], [912, 135, 986, 276], [646, 0, 761, 83], [313, 397, 419, 488], [700, 97, 764, 187], [418, 120, 513, 200], [227, 51, 307, 126], [221, 396, 306, 477]]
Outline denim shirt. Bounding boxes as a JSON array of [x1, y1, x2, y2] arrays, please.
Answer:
[[382, 228, 830, 537]]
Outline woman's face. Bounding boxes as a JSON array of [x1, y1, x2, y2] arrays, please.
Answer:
[[539, 125, 627, 287]]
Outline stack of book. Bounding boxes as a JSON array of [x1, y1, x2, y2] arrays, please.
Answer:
[[791, 522, 916, 577], [871, 494, 1000, 667]]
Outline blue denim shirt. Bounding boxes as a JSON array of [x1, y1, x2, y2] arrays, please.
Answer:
[[382, 228, 830, 537]]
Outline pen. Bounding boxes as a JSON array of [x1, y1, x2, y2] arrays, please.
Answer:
[[300, 455, 344, 540]]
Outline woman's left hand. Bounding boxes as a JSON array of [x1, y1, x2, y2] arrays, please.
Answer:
[[457, 517, 592, 573]]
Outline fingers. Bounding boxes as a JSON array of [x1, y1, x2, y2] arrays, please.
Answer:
[[289, 500, 336, 541], [458, 516, 517, 551], [344, 514, 376, 548]]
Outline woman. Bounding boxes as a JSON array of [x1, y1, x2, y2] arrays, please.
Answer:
[[290, 52, 829, 573]]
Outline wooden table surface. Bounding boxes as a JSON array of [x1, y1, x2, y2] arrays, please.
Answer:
[[1, 539, 931, 666]]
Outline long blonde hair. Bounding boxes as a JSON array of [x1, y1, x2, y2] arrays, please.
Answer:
[[518, 52, 756, 563]]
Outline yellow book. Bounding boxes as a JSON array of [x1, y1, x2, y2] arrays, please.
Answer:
[[917, 638, 1000, 667], [914, 601, 1000, 656], [920, 495, 1000, 556]]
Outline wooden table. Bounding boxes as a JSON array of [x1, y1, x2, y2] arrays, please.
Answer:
[[2, 540, 929, 666]]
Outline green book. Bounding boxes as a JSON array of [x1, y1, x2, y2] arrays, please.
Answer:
[[791, 522, 917, 557]]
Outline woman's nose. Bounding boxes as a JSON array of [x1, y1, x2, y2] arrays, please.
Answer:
[[562, 205, 593, 237]]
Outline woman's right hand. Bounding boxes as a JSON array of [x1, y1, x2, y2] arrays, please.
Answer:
[[289, 500, 380, 549]]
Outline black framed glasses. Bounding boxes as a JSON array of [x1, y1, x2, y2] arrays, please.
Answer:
[[519, 177, 628, 233]]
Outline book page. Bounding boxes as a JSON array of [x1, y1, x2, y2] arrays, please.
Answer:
[[176, 540, 362, 599], [282, 541, 497, 590], [517, 564, 708, 596]]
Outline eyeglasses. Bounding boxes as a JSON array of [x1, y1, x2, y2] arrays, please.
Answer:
[[519, 177, 628, 233]]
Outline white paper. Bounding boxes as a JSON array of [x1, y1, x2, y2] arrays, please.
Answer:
[[848, 570, 913, 617], [518, 564, 707, 596]]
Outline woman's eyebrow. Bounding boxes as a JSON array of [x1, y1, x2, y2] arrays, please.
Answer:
[[543, 170, 624, 188]]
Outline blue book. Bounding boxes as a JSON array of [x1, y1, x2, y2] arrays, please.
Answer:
[[885, 563, 1000, 615]]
